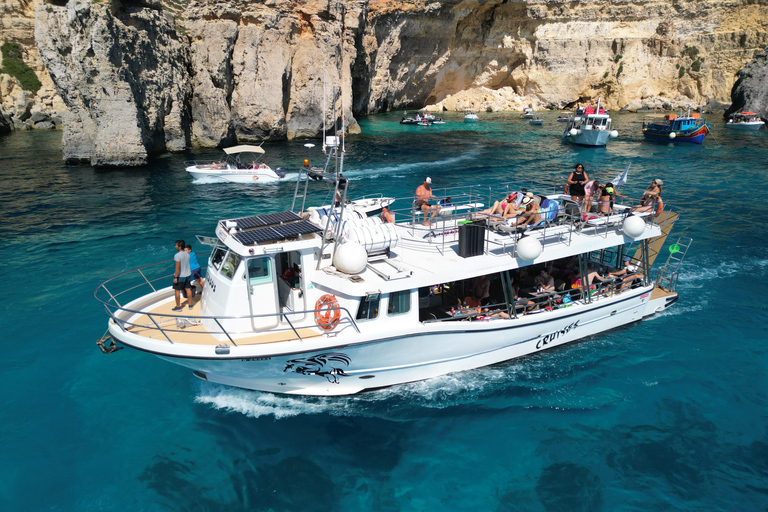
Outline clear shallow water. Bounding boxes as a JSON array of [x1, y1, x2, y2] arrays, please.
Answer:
[[1, 113, 768, 511]]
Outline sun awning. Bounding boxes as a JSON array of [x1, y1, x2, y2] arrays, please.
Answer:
[[223, 145, 266, 155]]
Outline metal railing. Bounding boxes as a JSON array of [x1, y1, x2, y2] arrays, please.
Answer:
[[95, 258, 361, 345]]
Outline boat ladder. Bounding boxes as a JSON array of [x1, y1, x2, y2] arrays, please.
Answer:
[[654, 236, 693, 293]]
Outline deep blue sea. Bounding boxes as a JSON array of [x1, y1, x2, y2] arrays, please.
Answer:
[[2, 111, 768, 511]]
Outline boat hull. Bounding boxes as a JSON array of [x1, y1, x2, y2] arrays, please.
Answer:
[[725, 121, 764, 131], [186, 166, 282, 183], [109, 287, 665, 396], [566, 129, 611, 147], [643, 123, 710, 144]]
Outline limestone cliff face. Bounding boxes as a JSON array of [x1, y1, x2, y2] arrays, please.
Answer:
[[1, 0, 66, 128], [35, 0, 190, 165], [30, 0, 768, 164], [356, 0, 768, 113], [726, 45, 768, 120]]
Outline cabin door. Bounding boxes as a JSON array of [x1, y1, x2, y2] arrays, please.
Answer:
[[246, 256, 279, 330]]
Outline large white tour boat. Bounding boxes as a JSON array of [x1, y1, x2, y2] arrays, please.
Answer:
[[97, 138, 689, 396], [185, 145, 285, 183], [562, 98, 619, 147]]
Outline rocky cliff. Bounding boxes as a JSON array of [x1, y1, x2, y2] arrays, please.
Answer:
[[725, 45, 768, 119], [26, 0, 768, 164]]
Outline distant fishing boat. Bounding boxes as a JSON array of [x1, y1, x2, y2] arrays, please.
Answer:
[[642, 106, 711, 143], [725, 111, 765, 131], [521, 107, 534, 119], [529, 115, 544, 126], [464, 109, 478, 122]]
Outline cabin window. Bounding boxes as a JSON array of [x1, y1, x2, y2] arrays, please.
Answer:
[[220, 251, 242, 280], [210, 247, 227, 270], [246, 257, 272, 285], [387, 290, 411, 316], [356, 293, 380, 320]]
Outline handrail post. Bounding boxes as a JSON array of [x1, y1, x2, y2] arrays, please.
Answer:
[[137, 268, 156, 292], [213, 318, 236, 345]]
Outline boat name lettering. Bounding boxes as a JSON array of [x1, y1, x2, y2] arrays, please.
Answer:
[[536, 321, 580, 350], [241, 357, 272, 361]]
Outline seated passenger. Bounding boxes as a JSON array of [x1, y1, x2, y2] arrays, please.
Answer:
[[634, 194, 664, 217], [535, 268, 555, 293], [609, 256, 644, 290], [516, 202, 542, 228]]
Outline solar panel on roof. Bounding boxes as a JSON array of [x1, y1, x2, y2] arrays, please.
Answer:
[[232, 220, 321, 246], [228, 211, 301, 229]]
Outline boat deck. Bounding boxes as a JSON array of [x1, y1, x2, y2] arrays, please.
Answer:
[[120, 295, 323, 346]]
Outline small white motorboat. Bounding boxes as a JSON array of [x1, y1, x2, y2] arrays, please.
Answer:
[[529, 115, 544, 126], [464, 109, 479, 122], [726, 111, 765, 131], [185, 145, 285, 183]]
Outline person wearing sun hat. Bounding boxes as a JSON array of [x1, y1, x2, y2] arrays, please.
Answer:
[[640, 178, 663, 206]]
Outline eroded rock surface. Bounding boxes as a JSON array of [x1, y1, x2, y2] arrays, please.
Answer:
[[726, 46, 768, 120], [28, 0, 768, 165], [35, 0, 190, 165]]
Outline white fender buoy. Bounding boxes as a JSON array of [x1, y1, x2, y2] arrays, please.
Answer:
[[610, 130, 619, 138], [570, 128, 578, 136], [516, 235, 542, 260], [576, 129, 583, 135], [669, 132, 677, 139], [333, 242, 367, 274], [623, 215, 645, 238]]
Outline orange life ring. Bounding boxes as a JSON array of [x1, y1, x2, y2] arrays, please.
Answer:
[[314, 294, 341, 331], [252, 175, 259, 180]]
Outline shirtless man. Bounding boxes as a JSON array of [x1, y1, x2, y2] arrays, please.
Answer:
[[416, 177, 440, 224]]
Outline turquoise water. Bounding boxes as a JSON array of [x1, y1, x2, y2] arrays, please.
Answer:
[[2, 112, 768, 511]]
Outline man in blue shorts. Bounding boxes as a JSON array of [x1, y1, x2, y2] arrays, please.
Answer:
[[185, 244, 205, 291], [172, 239, 193, 311]]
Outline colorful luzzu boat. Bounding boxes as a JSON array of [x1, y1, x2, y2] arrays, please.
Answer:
[[642, 107, 711, 144]]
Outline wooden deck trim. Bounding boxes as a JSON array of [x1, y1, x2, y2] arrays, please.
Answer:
[[123, 295, 323, 346]]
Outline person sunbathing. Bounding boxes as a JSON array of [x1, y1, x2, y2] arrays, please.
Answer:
[[516, 202, 542, 228]]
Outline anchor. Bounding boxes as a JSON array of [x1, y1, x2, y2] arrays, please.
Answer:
[[96, 333, 123, 354]]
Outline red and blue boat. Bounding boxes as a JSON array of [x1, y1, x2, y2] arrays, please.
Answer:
[[642, 107, 710, 144]]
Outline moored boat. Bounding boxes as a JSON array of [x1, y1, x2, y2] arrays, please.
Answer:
[[521, 107, 534, 119], [185, 145, 285, 183], [464, 109, 479, 122], [642, 106, 711, 143], [97, 138, 690, 396], [529, 115, 544, 126], [725, 111, 765, 131], [562, 98, 618, 147]]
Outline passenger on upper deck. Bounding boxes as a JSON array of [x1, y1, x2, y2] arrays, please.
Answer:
[[416, 177, 440, 225], [583, 180, 600, 212], [567, 163, 589, 207], [640, 179, 662, 205], [516, 201, 542, 229], [598, 182, 627, 214]]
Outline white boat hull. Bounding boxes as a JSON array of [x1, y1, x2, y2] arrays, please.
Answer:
[[567, 128, 611, 147], [110, 287, 666, 396], [186, 165, 282, 183], [725, 121, 764, 131]]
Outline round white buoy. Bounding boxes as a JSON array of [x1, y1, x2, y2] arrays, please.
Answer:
[[669, 132, 677, 139], [623, 215, 645, 238], [570, 128, 578, 136], [610, 130, 619, 138], [516, 235, 543, 260], [333, 242, 367, 274]]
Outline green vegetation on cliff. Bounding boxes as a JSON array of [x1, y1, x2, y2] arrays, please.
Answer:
[[1, 42, 41, 94]]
